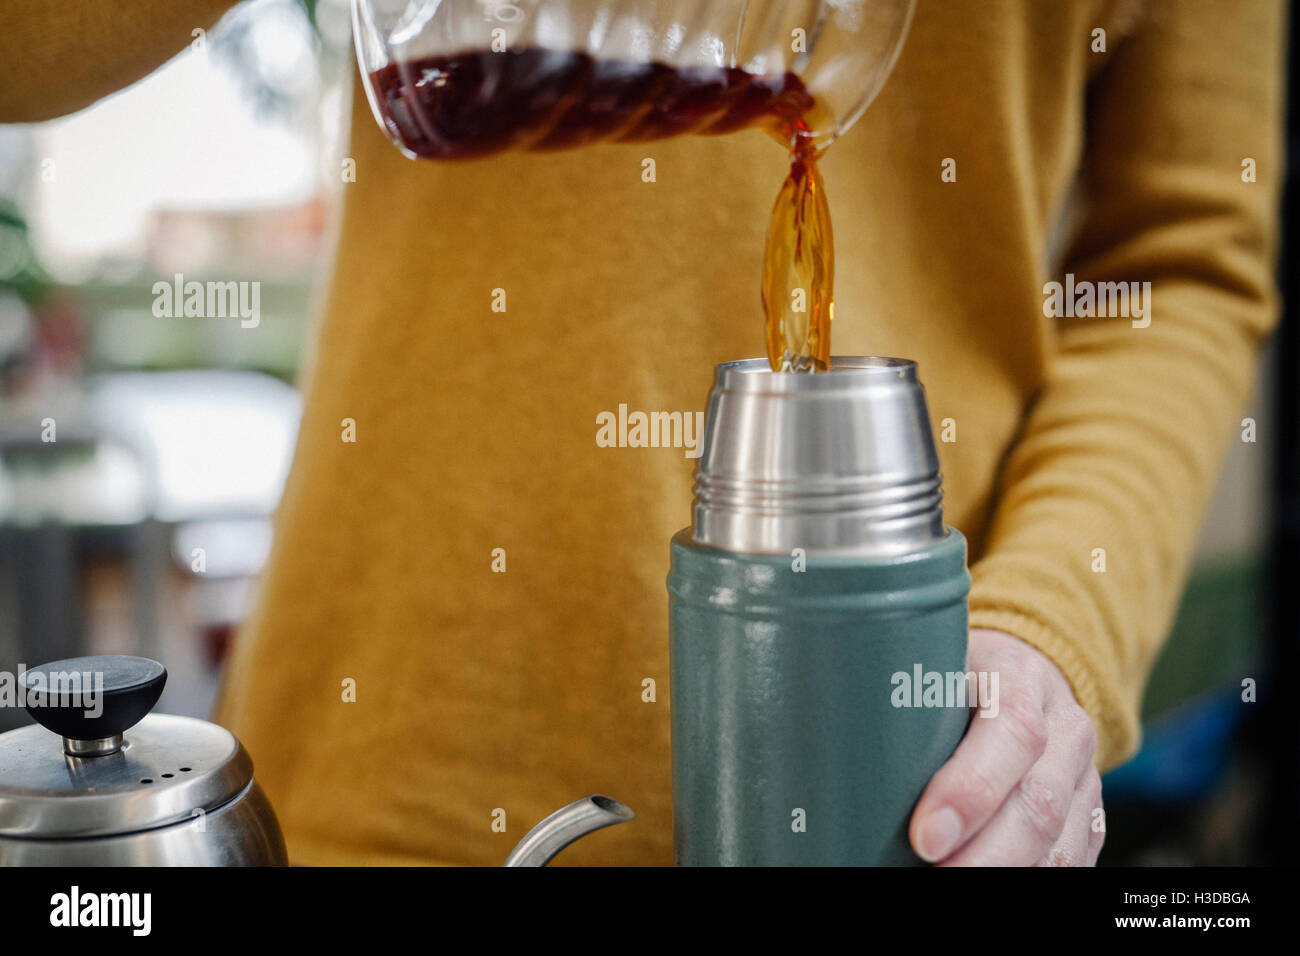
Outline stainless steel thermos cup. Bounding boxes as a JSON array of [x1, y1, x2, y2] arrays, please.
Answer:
[[668, 357, 971, 865]]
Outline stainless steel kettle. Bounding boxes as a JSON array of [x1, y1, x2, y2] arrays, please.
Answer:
[[502, 794, 635, 866], [0, 655, 287, 866], [0, 654, 632, 866]]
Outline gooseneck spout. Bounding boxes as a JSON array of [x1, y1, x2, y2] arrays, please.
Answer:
[[503, 795, 635, 867]]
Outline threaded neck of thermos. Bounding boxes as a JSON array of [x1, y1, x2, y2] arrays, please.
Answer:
[[691, 357, 948, 556]]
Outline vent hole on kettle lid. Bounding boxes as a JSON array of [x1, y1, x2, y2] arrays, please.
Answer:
[[179, 767, 192, 772], [140, 778, 153, 784], [161, 773, 174, 778]]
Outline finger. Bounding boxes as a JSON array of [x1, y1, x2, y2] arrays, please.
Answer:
[[1035, 769, 1103, 867], [938, 708, 1092, 866], [910, 688, 1048, 863], [1084, 768, 1106, 866]]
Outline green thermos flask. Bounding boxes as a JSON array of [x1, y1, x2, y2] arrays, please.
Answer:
[[668, 357, 971, 865]]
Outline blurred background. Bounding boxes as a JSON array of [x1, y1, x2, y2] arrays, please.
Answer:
[[0, 0, 1295, 865], [0, 0, 348, 721]]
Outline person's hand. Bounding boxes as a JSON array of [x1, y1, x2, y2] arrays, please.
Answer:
[[908, 628, 1104, 866]]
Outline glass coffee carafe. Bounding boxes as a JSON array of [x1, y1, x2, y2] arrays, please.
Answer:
[[351, 0, 916, 161]]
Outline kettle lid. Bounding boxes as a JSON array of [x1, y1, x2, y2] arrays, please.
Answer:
[[0, 656, 254, 839]]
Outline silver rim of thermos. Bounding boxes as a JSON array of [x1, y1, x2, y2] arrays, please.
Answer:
[[691, 357, 948, 556]]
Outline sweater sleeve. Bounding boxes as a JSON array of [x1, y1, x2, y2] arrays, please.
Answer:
[[0, 0, 237, 122], [967, 0, 1286, 770]]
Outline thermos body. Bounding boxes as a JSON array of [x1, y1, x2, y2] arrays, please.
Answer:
[[668, 357, 970, 866], [668, 529, 969, 865]]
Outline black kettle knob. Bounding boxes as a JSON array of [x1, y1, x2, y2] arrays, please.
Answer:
[[22, 656, 166, 754]]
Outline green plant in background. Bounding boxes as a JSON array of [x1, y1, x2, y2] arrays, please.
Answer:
[[297, 0, 322, 31], [0, 201, 50, 305]]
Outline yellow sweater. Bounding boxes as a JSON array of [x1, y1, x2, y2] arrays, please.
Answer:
[[3, 0, 1284, 866]]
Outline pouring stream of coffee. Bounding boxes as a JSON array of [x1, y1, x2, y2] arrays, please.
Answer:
[[369, 48, 835, 371]]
